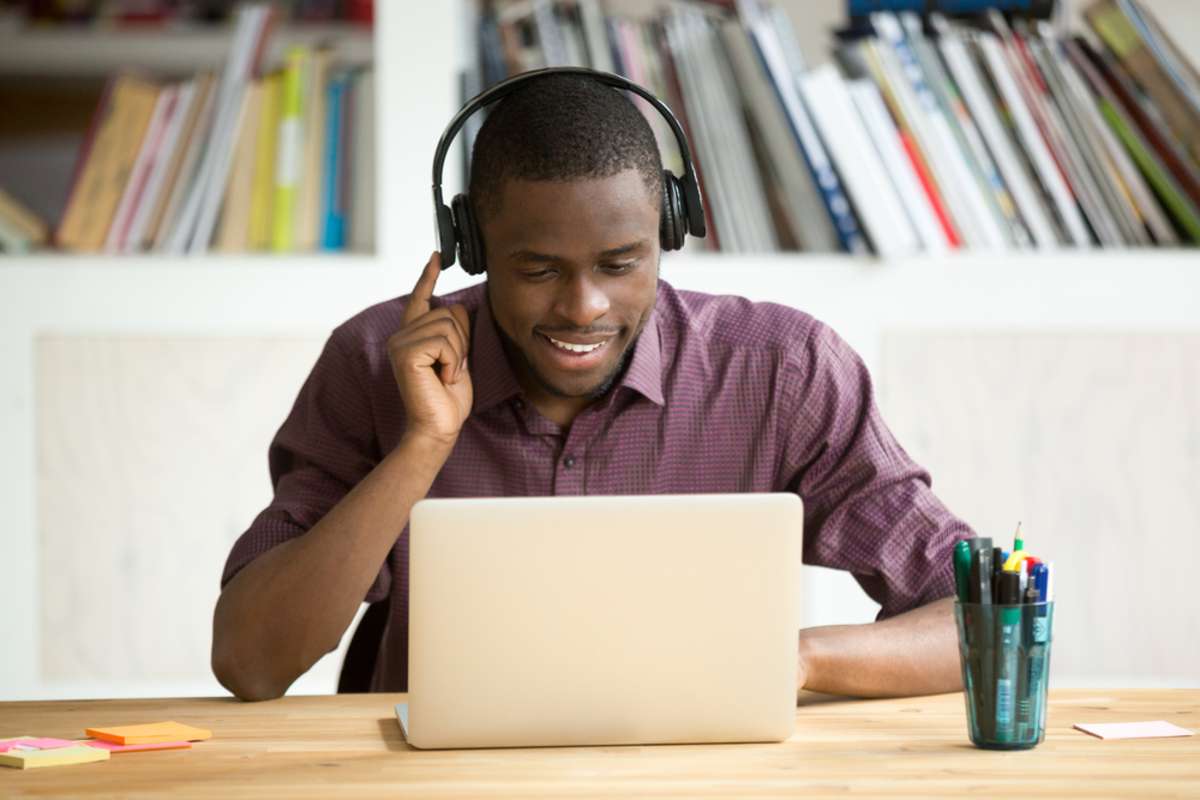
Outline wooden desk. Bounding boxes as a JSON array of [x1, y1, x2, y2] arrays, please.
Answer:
[[1, 690, 1196, 798]]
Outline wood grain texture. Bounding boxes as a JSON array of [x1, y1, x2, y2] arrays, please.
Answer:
[[878, 332, 1200, 685], [0, 691, 1197, 798]]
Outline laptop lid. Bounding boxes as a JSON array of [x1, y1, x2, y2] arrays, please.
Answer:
[[403, 493, 803, 749]]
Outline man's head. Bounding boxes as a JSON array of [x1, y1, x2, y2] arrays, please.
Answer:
[[468, 74, 663, 410]]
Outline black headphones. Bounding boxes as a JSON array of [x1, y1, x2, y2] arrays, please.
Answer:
[[431, 66, 707, 275]]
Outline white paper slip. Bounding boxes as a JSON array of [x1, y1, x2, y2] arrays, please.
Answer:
[[1073, 721, 1194, 740]]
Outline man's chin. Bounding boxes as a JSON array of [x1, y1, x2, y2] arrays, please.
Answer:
[[531, 366, 616, 400]]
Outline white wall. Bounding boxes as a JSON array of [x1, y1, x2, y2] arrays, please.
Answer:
[[3, 1, 1199, 701]]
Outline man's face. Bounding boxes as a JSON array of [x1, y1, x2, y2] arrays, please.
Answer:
[[481, 169, 660, 404]]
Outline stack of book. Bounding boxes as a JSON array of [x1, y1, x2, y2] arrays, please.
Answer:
[[467, 0, 1200, 254], [54, 3, 375, 255]]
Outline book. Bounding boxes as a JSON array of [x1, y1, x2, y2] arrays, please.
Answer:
[[1061, 36, 1178, 244], [738, 0, 869, 253], [272, 46, 307, 252], [847, 77, 950, 252], [320, 70, 350, 250], [349, 67, 375, 253], [105, 84, 176, 253], [184, 4, 274, 253], [296, 46, 333, 251], [249, 71, 282, 251], [899, 13, 1029, 247], [1085, 0, 1200, 167], [215, 79, 264, 252], [976, 29, 1094, 245], [801, 64, 921, 256], [150, 73, 217, 251], [56, 74, 161, 252], [0, 186, 49, 247], [933, 15, 1062, 247], [719, 17, 840, 251], [124, 79, 198, 253]]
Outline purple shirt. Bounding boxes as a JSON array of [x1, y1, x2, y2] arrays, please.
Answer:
[[222, 279, 972, 691]]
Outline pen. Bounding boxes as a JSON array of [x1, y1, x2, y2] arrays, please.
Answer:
[[1015, 580, 1040, 741], [995, 571, 1022, 743], [1026, 562, 1051, 741]]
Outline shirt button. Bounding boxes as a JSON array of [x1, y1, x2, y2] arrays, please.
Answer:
[[563, 455, 576, 469]]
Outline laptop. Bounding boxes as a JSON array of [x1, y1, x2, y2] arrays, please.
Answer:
[[397, 492, 803, 749]]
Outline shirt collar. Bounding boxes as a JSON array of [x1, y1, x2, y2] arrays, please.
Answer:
[[469, 286, 665, 414]]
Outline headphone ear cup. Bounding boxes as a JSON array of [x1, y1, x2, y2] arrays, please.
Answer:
[[451, 194, 486, 275], [436, 203, 457, 268], [660, 171, 686, 251]]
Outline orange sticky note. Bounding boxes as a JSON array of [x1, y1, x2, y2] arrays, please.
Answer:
[[80, 738, 192, 753], [84, 721, 212, 745]]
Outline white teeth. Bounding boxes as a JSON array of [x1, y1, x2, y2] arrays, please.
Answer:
[[547, 336, 606, 354]]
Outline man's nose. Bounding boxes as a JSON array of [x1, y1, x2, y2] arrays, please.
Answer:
[[553, 274, 611, 328]]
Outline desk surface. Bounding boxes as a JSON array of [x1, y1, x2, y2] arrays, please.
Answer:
[[1, 690, 1197, 798]]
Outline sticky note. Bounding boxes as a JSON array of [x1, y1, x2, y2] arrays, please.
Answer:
[[1074, 721, 1195, 740], [84, 721, 212, 745], [0, 737, 74, 753], [0, 744, 110, 769], [80, 738, 192, 753]]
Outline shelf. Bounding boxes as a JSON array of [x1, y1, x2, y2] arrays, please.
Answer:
[[3, 250, 1198, 341], [0, 23, 373, 77]]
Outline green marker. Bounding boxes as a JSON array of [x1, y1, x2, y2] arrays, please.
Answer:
[[954, 540, 972, 603]]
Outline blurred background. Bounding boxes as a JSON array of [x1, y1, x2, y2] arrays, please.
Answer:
[[1, 0, 1197, 701]]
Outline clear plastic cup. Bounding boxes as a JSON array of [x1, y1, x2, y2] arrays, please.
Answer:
[[954, 601, 1055, 749]]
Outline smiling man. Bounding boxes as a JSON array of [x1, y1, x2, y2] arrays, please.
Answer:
[[212, 74, 973, 702]]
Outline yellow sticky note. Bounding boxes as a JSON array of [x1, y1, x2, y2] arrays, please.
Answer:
[[0, 744, 110, 770], [84, 721, 212, 745]]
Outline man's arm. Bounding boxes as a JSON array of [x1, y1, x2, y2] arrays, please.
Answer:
[[797, 596, 961, 698], [212, 433, 453, 701], [213, 253, 473, 701]]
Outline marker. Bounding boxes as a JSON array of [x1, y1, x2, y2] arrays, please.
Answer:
[[992, 548, 1006, 602], [995, 571, 1022, 743], [954, 540, 972, 603], [1015, 579, 1039, 741]]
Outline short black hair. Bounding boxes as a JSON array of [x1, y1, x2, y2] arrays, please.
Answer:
[[467, 74, 663, 222]]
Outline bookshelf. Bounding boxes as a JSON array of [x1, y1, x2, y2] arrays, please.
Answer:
[[2, 2, 1200, 701], [0, 24, 372, 77]]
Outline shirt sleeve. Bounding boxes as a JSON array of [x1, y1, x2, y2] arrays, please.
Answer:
[[220, 333, 391, 604], [778, 320, 973, 619]]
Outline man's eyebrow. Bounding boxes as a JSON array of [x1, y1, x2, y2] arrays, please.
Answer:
[[598, 240, 649, 258], [507, 240, 650, 263], [508, 249, 560, 263]]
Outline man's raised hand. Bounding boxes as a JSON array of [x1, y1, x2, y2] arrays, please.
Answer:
[[386, 252, 473, 448]]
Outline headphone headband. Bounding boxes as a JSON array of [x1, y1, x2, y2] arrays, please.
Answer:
[[432, 66, 706, 269]]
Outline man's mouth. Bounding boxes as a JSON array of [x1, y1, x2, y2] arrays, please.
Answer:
[[544, 334, 608, 354], [536, 331, 617, 369]]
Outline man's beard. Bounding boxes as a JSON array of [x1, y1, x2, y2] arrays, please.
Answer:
[[492, 316, 638, 402]]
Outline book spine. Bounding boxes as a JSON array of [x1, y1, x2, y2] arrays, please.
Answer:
[[272, 47, 306, 253]]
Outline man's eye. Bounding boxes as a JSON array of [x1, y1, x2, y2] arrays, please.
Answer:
[[522, 269, 556, 280], [601, 261, 636, 274]]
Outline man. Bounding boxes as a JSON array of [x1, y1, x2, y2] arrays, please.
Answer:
[[212, 75, 971, 702]]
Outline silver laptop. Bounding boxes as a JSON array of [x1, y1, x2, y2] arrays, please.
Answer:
[[396, 493, 803, 749]]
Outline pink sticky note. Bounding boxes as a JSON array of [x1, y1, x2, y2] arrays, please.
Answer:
[[80, 739, 191, 753], [0, 737, 75, 753], [1074, 721, 1194, 740]]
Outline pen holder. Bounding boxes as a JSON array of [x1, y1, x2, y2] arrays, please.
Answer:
[[954, 601, 1055, 750]]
